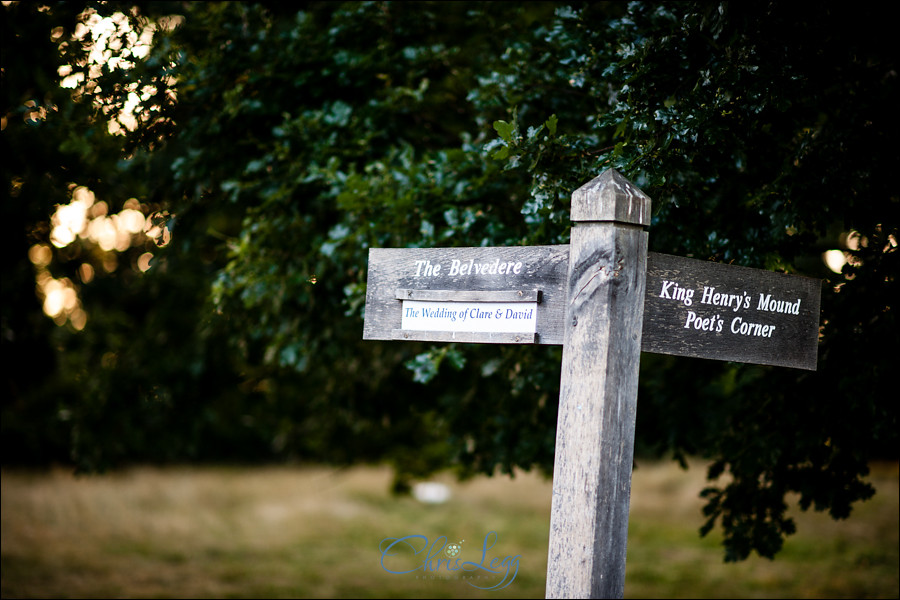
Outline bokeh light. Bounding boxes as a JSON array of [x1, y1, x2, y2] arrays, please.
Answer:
[[137, 252, 154, 272], [37, 186, 165, 330]]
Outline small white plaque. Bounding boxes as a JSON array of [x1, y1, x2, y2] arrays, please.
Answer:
[[401, 300, 538, 334]]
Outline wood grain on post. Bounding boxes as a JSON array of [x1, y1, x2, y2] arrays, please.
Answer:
[[546, 169, 650, 599]]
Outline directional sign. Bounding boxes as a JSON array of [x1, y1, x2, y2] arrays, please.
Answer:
[[361, 169, 825, 599], [641, 253, 821, 370], [363, 245, 569, 344], [364, 247, 821, 370]]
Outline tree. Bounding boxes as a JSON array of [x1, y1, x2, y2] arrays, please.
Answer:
[[483, 2, 898, 560], [3, 1, 896, 562]]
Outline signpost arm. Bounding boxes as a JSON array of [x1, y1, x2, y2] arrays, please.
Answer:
[[546, 170, 650, 598]]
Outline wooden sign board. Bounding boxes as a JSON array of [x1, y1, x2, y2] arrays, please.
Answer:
[[363, 245, 569, 345], [364, 247, 821, 371], [642, 253, 821, 371]]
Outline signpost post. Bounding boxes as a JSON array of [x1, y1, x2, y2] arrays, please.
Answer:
[[362, 169, 821, 598], [544, 170, 649, 598]]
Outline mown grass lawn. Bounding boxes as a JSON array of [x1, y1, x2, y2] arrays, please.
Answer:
[[2, 459, 897, 598]]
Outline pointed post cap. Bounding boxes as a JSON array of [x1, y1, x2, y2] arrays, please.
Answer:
[[570, 169, 651, 226]]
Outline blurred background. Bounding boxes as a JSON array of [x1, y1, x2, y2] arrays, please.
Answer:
[[2, 2, 897, 597]]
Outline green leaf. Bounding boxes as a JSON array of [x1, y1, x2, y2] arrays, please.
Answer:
[[493, 119, 515, 142], [545, 114, 558, 136], [492, 145, 509, 160]]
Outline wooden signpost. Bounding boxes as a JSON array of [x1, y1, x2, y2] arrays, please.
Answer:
[[362, 169, 821, 598]]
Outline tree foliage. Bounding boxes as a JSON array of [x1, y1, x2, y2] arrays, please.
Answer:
[[3, 1, 896, 561]]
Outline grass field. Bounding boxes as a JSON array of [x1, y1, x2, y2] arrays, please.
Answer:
[[2, 459, 897, 599]]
